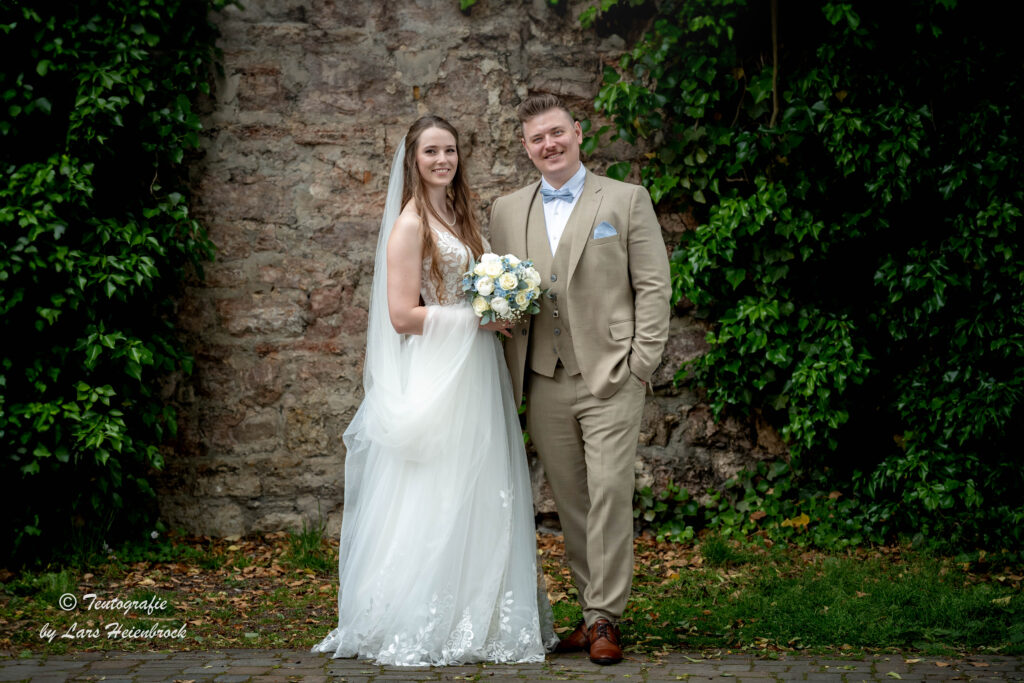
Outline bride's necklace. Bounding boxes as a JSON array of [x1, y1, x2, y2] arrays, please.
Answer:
[[438, 203, 456, 228]]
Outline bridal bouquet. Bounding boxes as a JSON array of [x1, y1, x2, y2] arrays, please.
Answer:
[[462, 253, 544, 324]]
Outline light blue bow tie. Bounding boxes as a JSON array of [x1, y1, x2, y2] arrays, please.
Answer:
[[540, 187, 575, 203]]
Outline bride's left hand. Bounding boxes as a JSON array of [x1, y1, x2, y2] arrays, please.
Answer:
[[482, 320, 513, 338]]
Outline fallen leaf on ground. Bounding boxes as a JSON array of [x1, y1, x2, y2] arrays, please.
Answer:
[[781, 513, 810, 528]]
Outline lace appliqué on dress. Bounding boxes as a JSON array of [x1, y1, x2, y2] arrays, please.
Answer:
[[360, 590, 543, 666], [421, 228, 469, 306]]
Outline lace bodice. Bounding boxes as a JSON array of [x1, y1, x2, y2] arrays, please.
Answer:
[[421, 228, 473, 306]]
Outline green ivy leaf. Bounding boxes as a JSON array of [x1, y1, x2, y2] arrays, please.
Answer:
[[606, 161, 631, 181]]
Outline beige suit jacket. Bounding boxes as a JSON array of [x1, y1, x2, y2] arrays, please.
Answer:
[[490, 171, 671, 405]]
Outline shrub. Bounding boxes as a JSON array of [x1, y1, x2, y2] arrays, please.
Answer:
[[1, 0, 227, 564], [592, 0, 1023, 549]]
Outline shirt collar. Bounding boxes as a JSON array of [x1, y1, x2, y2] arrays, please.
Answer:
[[540, 163, 586, 199]]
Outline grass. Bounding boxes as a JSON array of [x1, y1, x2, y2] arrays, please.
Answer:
[[282, 518, 335, 575], [731, 556, 1008, 651], [1, 530, 1021, 658], [613, 534, 1024, 657]]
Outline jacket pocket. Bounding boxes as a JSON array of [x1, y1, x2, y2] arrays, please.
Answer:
[[609, 319, 635, 340]]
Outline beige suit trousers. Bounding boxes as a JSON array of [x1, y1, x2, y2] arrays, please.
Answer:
[[527, 366, 647, 626]]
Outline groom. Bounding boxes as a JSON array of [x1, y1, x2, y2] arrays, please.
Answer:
[[490, 94, 671, 665]]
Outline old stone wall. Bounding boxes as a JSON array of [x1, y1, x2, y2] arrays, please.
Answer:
[[160, 0, 785, 537]]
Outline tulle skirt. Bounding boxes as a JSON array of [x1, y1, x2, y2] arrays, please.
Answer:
[[311, 305, 557, 665]]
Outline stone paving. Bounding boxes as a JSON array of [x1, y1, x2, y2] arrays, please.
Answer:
[[1, 649, 1022, 682]]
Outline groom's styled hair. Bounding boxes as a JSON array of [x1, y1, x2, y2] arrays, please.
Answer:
[[517, 94, 575, 133]]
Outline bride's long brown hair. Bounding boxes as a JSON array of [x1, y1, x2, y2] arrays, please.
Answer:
[[401, 116, 484, 300]]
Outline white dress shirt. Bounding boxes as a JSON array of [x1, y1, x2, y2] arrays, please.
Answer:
[[540, 164, 587, 255]]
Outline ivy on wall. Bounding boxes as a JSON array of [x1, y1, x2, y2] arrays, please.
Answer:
[[1, 1, 228, 564], [589, 0, 1023, 549]]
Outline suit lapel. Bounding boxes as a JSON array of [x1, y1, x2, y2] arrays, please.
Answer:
[[566, 173, 603, 282], [527, 192, 552, 277], [514, 182, 541, 260]]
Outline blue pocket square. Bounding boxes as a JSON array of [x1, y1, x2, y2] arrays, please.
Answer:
[[593, 221, 618, 239]]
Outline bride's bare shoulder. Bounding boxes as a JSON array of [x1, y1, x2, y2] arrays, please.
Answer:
[[392, 201, 423, 236], [388, 203, 425, 257]]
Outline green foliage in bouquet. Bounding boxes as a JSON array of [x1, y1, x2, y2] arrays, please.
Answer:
[[0, 0, 228, 564], [590, 0, 1023, 550]]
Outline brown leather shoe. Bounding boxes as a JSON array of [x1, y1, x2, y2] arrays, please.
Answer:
[[554, 619, 589, 653], [587, 618, 622, 665]]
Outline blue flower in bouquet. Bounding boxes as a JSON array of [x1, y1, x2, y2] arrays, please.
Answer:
[[462, 253, 545, 324]]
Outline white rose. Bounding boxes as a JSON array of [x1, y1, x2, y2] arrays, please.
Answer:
[[523, 267, 541, 287], [480, 252, 501, 263], [531, 285, 542, 300], [498, 272, 518, 291], [475, 276, 494, 296], [473, 262, 487, 277], [482, 260, 503, 278], [491, 296, 511, 317], [515, 291, 530, 309], [472, 296, 490, 316], [502, 254, 521, 267]]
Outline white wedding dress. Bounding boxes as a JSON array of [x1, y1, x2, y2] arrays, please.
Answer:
[[311, 223, 557, 666]]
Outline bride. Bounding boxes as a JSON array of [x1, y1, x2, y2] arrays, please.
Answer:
[[311, 115, 557, 666]]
